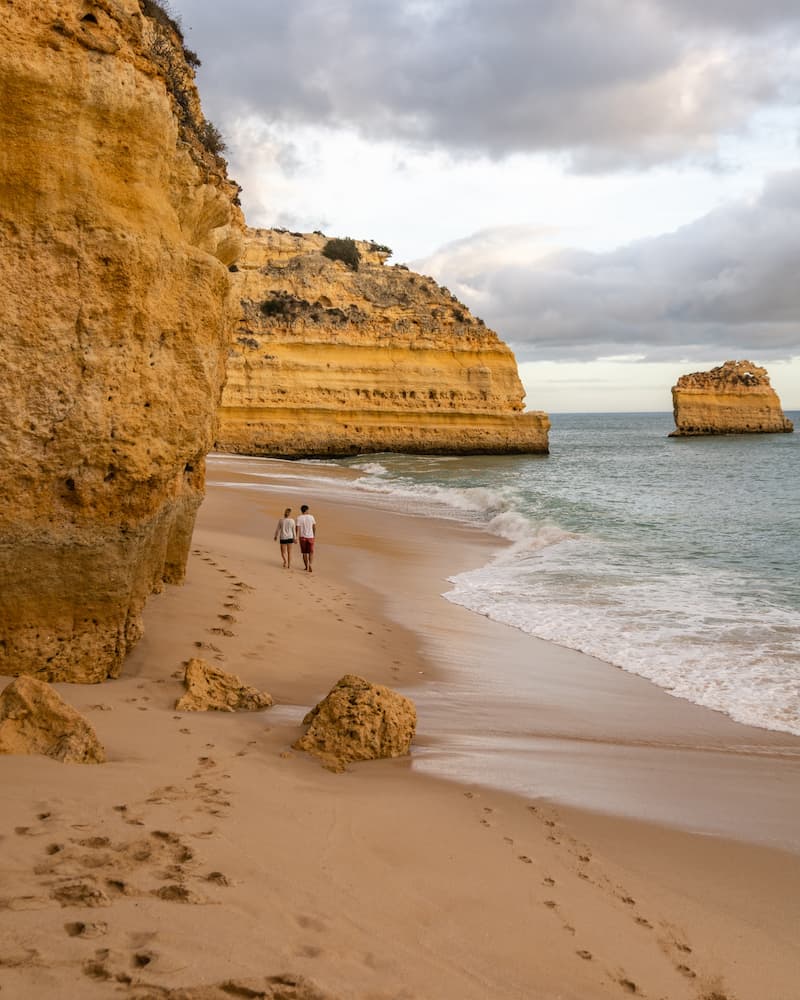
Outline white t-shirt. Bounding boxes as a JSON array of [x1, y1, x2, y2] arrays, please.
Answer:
[[296, 513, 316, 538], [276, 516, 295, 541]]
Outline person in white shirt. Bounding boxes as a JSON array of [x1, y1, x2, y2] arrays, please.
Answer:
[[273, 507, 296, 569], [296, 504, 316, 573]]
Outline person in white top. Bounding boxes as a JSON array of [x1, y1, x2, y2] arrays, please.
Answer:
[[296, 504, 316, 573], [273, 507, 296, 569]]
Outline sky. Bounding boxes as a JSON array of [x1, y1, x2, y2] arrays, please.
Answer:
[[171, 0, 800, 411]]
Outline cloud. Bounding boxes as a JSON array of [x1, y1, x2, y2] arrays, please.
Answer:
[[173, 0, 800, 169], [414, 170, 800, 362]]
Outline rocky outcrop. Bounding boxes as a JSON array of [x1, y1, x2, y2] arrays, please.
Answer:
[[293, 674, 416, 772], [0, 1, 243, 682], [0, 676, 106, 763], [175, 658, 273, 712], [217, 229, 550, 457], [670, 361, 794, 436]]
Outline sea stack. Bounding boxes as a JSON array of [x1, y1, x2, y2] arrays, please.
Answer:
[[669, 360, 794, 437], [216, 228, 550, 457], [0, 1, 243, 682]]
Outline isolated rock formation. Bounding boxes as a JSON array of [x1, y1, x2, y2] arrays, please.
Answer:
[[0, 676, 106, 763], [175, 658, 273, 712], [670, 361, 794, 436], [293, 674, 416, 771], [0, 1, 243, 682], [217, 229, 550, 456]]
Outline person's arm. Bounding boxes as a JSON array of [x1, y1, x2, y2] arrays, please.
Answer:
[[273, 519, 280, 541]]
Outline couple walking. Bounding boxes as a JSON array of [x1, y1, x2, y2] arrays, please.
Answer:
[[273, 504, 316, 572]]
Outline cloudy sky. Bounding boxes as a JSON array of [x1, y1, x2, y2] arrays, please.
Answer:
[[172, 0, 800, 411]]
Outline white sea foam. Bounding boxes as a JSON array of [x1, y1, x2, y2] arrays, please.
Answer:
[[445, 552, 800, 736], [351, 461, 389, 476]]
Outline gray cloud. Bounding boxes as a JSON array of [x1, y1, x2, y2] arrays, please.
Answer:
[[414, 170, 800, 362], [172, 0, 800, 169]]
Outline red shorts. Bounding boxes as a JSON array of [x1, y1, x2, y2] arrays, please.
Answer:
[[299, 537, 315, 554]]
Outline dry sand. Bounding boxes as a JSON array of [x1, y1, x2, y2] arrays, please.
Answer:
[[1, 455, 799, 999]]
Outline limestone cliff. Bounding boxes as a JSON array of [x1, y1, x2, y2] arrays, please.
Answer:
[[0, 1, 243, 682], [217, 229, 549, 457], [670, 361, 794, 437]]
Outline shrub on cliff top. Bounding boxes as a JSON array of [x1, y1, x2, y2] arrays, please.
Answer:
[[140, 0, 183, 41], [322, 238, 360, 272]]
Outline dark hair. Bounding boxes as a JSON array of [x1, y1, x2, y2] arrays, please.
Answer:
[[300, 505, 309, 512]]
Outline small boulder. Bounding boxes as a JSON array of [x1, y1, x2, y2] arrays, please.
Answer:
[[175, 658, 273, 713], [293, 674, 416, 771], [0, 676, 106, 764]]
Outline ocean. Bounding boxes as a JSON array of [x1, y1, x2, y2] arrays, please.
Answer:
[[338, 412, 800, 738]]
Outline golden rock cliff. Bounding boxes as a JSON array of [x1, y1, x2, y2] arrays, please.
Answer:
[[670, 361, 794, 436], [0, 1, 243, 682], [217, 229, 549, 457]]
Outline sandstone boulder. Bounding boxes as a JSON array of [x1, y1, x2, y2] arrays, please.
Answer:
[[293, 674, 416, 771], [216, 228, 549, 457], [0, 676, 106, 763], [0, 1, 243, 682], [175, 658, 273, 713], [670, 360, 794, 436]]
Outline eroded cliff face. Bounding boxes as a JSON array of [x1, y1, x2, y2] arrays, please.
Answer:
[[217, 230, 549, 457], [670, 361, 794, 437], [0, 1, 243, 681]]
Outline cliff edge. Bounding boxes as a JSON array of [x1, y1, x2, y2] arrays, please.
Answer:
[[669, 361, 794, 437], [217, 229, 549, 457], [0, 1, 243, 682]]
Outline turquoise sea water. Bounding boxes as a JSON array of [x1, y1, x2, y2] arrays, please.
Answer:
[[338, 412, 800, 736]]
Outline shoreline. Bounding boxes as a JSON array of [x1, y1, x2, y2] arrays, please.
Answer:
[[207, 455, 800, 852], [2, 453, 799, 998]]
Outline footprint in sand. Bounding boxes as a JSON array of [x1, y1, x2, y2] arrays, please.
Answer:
[[296, 914, 327, 933], [208, 627, 235, 637], [224, 602, 241, 611], [206, 871, 230, 886], [576, 949, 592, 961], [218, 614, 237, 623], [194, 641, 222, 653], [65, 921, 108, 939]]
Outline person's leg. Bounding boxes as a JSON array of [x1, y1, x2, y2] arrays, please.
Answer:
[[307, 540, 314, 573], [280, 542, 287, 568], [286, 542, 292, 569]]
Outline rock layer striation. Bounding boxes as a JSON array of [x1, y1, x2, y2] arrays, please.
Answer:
[[0, 1, 243, 682], [217, 230, 549, 457], [670, 361, 794, 436]]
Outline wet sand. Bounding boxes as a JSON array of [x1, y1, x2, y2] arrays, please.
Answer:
[[1, 453, 799, 999]]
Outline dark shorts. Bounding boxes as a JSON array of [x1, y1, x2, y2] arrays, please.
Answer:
[[299, 537, 315, 554], [279, 538, 294, 545]]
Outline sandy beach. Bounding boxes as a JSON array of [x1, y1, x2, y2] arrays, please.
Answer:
[[2, 454, 799, 1000]]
